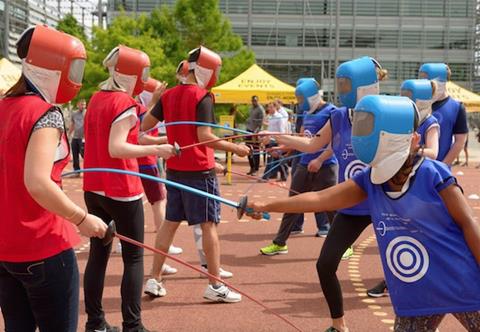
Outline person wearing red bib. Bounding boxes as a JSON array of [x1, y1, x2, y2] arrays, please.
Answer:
[[0, 25, 106, 332], [137, 78, 182, 276], [141, 46, 250, 303], [83, 45, 176, 332]]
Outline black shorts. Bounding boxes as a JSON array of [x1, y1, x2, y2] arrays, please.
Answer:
[[165, 170, 221, 225]]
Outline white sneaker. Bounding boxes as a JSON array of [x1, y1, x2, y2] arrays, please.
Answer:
[[200, 267, 233, 279], [144, 278, 166, 297], [161, 264, 178, 275], [168, 245, 183, 255], [203, 284, 242, 303]]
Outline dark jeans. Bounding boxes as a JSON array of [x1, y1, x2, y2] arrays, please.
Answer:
[[84, 192, 145, 331], [0, 249, 79, 332], [262, 143, 289, 181], [246, 133, 260, 172], [273, 163, 338, 246], [317, 212, 371, 318], [71, 138, 84, 171]]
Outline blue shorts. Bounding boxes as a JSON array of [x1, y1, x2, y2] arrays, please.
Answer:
[[165, 170, 221, 225]]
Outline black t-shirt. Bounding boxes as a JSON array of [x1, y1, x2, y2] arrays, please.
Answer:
[[432, 97, 468, 134], [151, 94, 216, 124]]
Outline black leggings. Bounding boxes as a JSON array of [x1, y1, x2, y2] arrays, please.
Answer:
[[316, 212, 371, 319], [83, 192, 145, 331]]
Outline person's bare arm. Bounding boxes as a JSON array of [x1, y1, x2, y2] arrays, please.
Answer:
[[248, 180, 366, 214], [109, 116, 175, 159], [273, 120, 332, 153], [24, 128, 106, 238], [68, 119, 74, 137], [138, 134, 168, 145], [440, 184, 480, 264], [443, 133, 467, 165], [197, 126, 250, 157], [307, 145, 334, 173], [140, 112, 159, 132], [421, 126, 439, 159]]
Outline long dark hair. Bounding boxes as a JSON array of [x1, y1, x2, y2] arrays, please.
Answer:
[[3, 27, 34, 98]]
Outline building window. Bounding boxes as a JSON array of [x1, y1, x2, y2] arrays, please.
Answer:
[[449, 0, 473, 17], [401, 0, 422, 16], [340, 0, 353, 16], [355, 30, 376, 48], [277, 29, 302, 47], [400, 62, 422, 80], [449, 63, 470, 81], [401, 30, 422, 49], [355, 0, 376, 16], [448, 30, 470, 50], [425, 30, 444, 49], [305, 0, 331, 15], [378, 0, 399, 16], [305, 28, 330, 47], [423, 0, 445, 17], [233, 26, 248, 45], [252, 0, 277, 15], [225, 1, 249, 14], [378, 29, 399, 48], [251, 27, 273, 46], [278, 1, 303, 15], [340, 29, 353, 47]]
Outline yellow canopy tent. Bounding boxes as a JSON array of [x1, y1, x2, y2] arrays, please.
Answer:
[[447, 81, 480, 113], [212, 64, 296, 104], [0, 58, 21, 95]]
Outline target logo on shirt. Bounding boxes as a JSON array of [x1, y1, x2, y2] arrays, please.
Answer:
[[344, 159, 368, 180], [385, 236, 429, 283]]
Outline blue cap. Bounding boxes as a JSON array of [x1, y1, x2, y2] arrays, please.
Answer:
[[352, 95, 416, 184], [418, 63, 448, 82], [400, 79, 433, 104], [336, 56, 379, 109], [295, 78, 320, 111]]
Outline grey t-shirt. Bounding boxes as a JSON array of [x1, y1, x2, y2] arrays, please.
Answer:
[[71, 111, 84, 139], [246, 105, 265, 132]]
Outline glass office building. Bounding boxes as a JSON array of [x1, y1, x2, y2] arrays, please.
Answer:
[[1, 0, 96, 62], [107, 0, 476, 96]]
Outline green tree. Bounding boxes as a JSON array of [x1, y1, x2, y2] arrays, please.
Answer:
[[147, 0, 255, 85], [57, 14, 87, 44]]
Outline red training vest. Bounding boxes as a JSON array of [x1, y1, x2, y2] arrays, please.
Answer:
[[137, 104, 158, 167], [162, 85, 215, 171], [0, 95, 79, 262], [83, 91, 143, 197]]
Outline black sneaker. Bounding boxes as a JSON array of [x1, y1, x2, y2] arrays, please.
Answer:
[[86, 323, 120, 332], [367, 280, 388, 298]]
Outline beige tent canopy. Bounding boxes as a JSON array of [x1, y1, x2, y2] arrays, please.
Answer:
[[0, 58, 21, 94], [447, 81, 480, 113], [212, 64, 296, 104]]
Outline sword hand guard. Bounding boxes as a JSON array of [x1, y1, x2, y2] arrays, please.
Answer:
[[237, 196, 270, 220], [173, 142, 181, 155], [103, 220, 116, 246]]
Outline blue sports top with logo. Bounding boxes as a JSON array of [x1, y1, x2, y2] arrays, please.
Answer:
[[330, 106, 369, 215], [353, 158, 480, 316], [299, 103, 338, 166]]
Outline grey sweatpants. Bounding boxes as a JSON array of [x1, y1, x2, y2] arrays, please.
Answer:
[[273, 163, 338, 246]]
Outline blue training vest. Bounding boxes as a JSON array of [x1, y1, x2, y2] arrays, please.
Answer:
[[417, 115, 439, 146], [300, 103, 338, 166], [330, 106, 369, 215], [432, 97, 462, 161], [353, 159, 480, 316]]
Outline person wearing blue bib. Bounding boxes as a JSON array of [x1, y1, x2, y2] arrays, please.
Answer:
[[260, 78, 338, 256], [367, 79, 441, 298], [419, 63, 468, 165], [248, 95, 480, 332], [263, 56, 387, 332]]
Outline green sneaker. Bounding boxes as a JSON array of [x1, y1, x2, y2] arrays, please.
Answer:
[[260, 243, 288, 256], [341, 246, 354, 260]]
